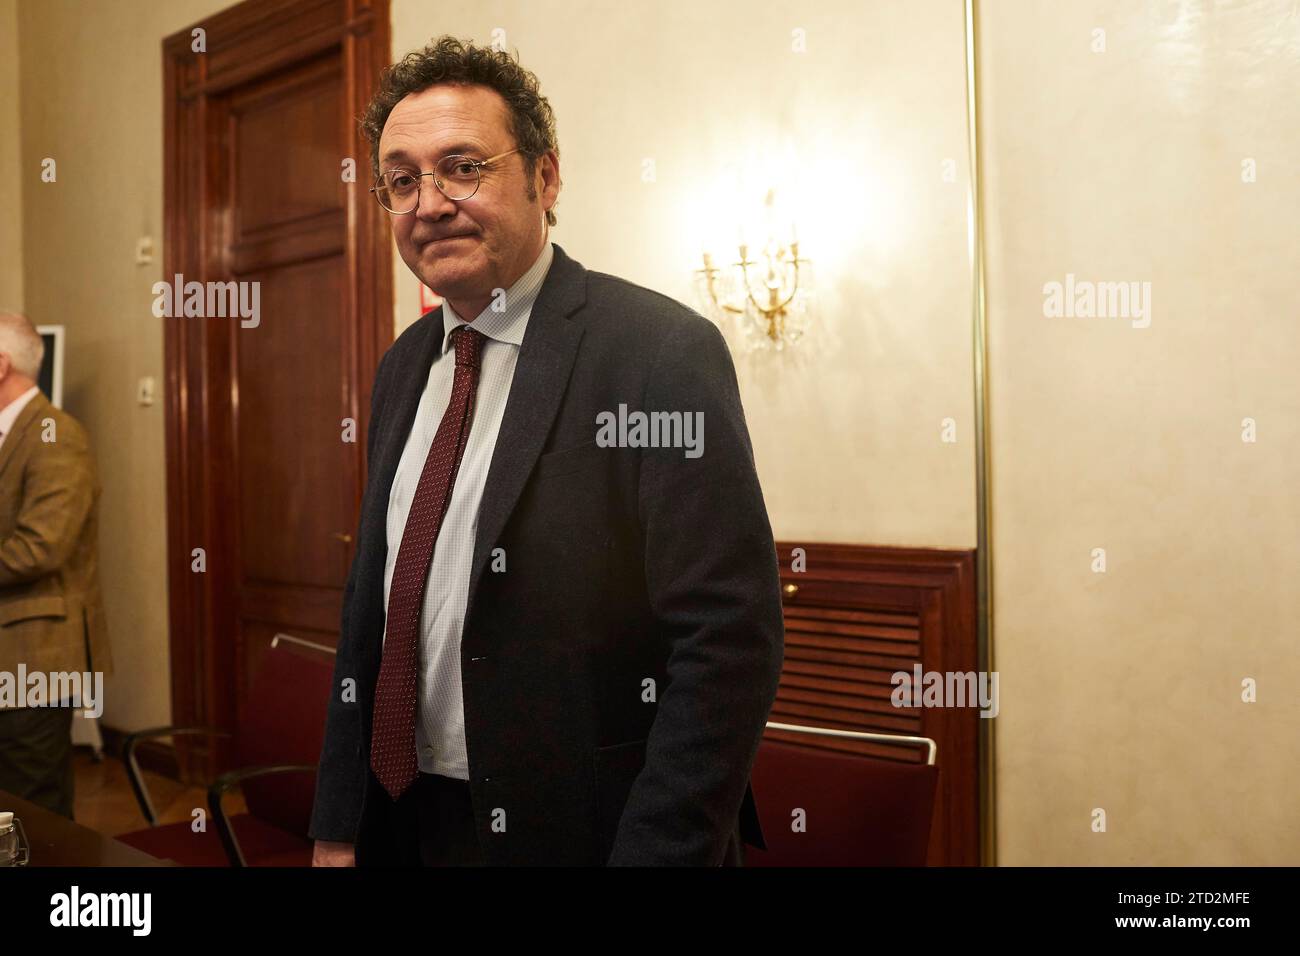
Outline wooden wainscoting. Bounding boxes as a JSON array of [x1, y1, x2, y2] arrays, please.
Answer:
[[772, 543, 979, 866]]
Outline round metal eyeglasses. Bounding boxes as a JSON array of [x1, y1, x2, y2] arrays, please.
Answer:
[[370, 147, 522, 213]]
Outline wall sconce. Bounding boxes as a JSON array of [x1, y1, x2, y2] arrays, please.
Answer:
[[693, 189, 815, 352]]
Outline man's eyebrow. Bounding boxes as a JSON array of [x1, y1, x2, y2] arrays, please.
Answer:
[[379, 148, 415, 168], [380, 142, 491, 168], [439, 141, 490, 157]]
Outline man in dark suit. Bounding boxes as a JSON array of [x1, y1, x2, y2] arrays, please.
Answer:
[[309, 36, 783, 866]]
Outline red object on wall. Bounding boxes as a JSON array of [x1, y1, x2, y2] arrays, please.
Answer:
[[420, 283, 442, 314]]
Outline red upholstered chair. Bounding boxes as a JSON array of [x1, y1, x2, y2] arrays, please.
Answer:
[[116, 635, 335, 866], [745, 722, 940, 866]]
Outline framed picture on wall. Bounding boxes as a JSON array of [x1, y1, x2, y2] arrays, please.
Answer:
[[35, 323, 64, 409], [420, 282, 442, 314]]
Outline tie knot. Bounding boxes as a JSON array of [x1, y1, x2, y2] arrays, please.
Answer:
[[450, 326, 485, 370]]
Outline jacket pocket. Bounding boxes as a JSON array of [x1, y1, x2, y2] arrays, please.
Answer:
[[593, 737, 648, 863], [0, 595, 67, 627], [533, 440, 606, 481]]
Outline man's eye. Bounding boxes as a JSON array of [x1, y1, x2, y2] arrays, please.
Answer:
[[389, 174, 416, 189]]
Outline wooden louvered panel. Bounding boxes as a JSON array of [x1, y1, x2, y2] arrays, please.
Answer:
[[780, 656, 917, 693], [783, 629, 918, 660], [782, 646, 923, 676], [776, 646, 917, 686], [778, 602, 923, 742], [784, 608, 918, 641], [775, 683, 920, 720], [783, 603, 920, 630], [773, 679, 923, 734], [779, 665, 913, 706], [771, 543, 978, 866]]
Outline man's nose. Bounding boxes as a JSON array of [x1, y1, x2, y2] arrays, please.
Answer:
[[414, 176, 458, 220]]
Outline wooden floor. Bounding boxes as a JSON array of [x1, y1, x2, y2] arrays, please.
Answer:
[[73, 747, 246, 838]]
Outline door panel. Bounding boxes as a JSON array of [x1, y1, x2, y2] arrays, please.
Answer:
[[163, 0, 391, 776], [234, 257, 348, 591]]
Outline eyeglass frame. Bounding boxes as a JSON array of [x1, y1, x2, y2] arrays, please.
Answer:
[[369, 147, 524, 213]]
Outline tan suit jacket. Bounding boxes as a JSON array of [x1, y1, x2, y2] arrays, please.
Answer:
[[0, 391, 112, 683]]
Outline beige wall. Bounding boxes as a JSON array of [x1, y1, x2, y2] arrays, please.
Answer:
[[981, 0, 1300, 864], [14, 0, 233, 733], [0, 0, 23, 309], [391, 0, 978, 550]]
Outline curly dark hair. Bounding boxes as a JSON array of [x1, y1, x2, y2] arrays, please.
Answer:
[[361, 36, 560, 227]]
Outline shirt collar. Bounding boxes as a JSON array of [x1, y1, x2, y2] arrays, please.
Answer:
[[441, 240, 555, 354], [0, 385, 40, 439]]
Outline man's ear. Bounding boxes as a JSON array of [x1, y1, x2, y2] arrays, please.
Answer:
[[541, 150, 561, 210]]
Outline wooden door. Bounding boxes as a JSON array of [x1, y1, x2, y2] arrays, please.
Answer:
[[163, 0, 391, 777]]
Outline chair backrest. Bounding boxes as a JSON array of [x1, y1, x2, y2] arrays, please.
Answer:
[[745, 737, 939, 866], [233, 640, 336, 837]]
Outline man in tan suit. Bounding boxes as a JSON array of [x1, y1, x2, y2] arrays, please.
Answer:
[[0, 312, 111, 818]]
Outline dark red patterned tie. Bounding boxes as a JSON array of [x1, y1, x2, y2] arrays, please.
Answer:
[[370, 325, 485, 799]]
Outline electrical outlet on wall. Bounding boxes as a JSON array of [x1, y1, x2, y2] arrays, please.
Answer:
[[137, 376, 155, 406], [136, 236, 154, 265]]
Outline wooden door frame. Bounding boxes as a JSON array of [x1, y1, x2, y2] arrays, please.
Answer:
[[162, 0, 391, 778]]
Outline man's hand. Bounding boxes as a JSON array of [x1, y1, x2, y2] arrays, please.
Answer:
[[312, 840, 356, 866]]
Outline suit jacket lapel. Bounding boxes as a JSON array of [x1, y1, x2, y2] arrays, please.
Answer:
[[0, 392, 50, 484], [467, 243, 587, 615]]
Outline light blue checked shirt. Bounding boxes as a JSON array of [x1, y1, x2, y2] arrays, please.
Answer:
[[382, 240, 555, 779]]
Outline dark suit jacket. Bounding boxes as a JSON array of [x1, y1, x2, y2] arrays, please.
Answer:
[[309, 243, 784, 865]]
